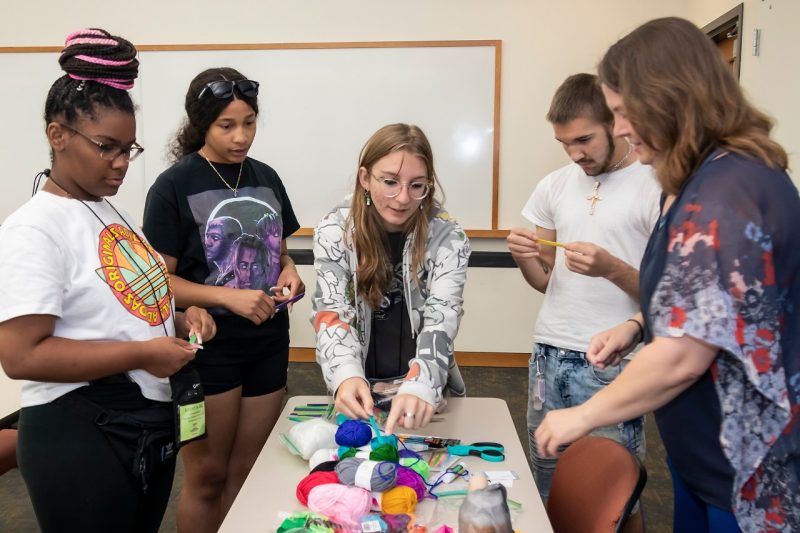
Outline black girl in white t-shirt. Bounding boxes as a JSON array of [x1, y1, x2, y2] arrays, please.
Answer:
[[0, 29, 215, 532]]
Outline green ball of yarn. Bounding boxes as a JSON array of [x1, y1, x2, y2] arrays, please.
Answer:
[[340, 447, 357, 460], [400, 456, 430, 480], [371, 443, 399, 463]]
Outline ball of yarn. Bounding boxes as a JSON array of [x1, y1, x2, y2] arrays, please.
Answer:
[[336, 457, 397, 492], [287, 418, 339, 460], [371, 443, 399, 463], [309, 447, 339, 471], [381, 485, 417, 514], [400, 456, 430, 481], [336, 419, 373, 447], [395, 466, 428, 501], [371, 433, 398, 450], [338, 445, 371, 461], [310, 460, 338, 474], [296, 470, 339, 505], [307, 484, 372, 527]]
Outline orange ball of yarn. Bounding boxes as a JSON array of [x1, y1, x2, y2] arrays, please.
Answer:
[[381, 485, 417, 514], [296, 470, 339, 505]]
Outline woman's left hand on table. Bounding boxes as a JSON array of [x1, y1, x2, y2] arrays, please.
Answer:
[[385, 393, 434, 435]]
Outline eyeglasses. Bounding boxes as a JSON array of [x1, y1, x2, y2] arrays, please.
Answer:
[[370, 172, 431, 200], [198, 79, 260, 100], [58, 123, 144, 162]]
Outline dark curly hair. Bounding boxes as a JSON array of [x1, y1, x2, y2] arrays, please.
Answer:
[[170, 67, 259, 161]]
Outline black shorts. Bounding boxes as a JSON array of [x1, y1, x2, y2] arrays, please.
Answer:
[[194, 313, 290, 397]]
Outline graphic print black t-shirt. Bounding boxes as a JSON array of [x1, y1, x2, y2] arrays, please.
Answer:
[[365, 232, 416, 380], [143, 153, 299, 340]]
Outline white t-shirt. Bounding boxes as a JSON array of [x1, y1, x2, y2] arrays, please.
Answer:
[[522, 160, 661, 352], [0, 192, 175, 406]]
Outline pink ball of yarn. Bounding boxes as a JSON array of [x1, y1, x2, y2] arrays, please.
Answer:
[[296, 470, 339, 505], [307, 484, 372, 527], [395, 466, 427, 501]]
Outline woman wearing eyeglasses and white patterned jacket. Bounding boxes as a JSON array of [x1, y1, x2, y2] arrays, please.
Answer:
[[312, 123, 471, 435]]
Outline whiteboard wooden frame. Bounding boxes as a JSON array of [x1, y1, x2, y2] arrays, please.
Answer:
[[0, 40, 503, 237]]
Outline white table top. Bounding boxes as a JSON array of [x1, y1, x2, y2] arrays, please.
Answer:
[[220, 395, 552, 532]]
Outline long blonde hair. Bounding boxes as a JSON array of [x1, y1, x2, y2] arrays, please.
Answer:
[[598, 17, 787, 194], [347, 124, 443, 309]]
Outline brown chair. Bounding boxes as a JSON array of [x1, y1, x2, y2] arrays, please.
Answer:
[[547, 436, 646, 533], [0, 429, 18, 475]]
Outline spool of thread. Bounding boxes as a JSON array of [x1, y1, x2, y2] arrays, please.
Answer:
[[400, 456, 430, 481], [309, 447, 339, 471], [307, 484, 372, 527], [381, 485, 417, 514], [336, 457, 397, 492], [296, 470, 339, 505], [395, 466, 428, 501], [287, 418, 339, 460], [336, 419, 373, 447]]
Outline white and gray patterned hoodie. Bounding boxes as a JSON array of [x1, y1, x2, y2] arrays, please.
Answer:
[[311, 198, 470, 407]]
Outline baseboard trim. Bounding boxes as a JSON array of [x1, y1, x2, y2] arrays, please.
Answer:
[[289, 348, 528, 368]]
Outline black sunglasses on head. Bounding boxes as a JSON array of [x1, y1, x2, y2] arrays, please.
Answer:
[[198, 79, 260, 100]]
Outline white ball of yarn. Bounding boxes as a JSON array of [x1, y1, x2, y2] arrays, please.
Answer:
[[309, 447, 339, 471], [287, 418, 339, 460]]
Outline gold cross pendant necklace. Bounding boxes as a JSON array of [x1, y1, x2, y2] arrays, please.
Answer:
[[586, 141, 633, 215], [587, 181, 602, 215]]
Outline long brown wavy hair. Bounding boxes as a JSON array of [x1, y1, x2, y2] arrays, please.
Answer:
[[346, 124, 443, 309], [598, 17, 787, 194]]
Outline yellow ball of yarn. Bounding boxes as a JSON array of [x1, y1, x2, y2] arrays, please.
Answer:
[[381, 485, 417, 514]]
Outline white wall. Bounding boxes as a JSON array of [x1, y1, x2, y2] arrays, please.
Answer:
[[686, 0, 799, 178], [1, 1, 795, 410]]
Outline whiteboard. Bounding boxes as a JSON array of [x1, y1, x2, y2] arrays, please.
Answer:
[[0, 42, 499, 230]]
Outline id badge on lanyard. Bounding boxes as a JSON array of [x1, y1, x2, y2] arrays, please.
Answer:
[[169, 364, 207, 447]]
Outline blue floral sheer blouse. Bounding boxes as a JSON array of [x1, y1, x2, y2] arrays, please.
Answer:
[[640, 149, 800, 531]]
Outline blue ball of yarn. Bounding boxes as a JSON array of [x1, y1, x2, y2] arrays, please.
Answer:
[[336, 419, 373, 448]]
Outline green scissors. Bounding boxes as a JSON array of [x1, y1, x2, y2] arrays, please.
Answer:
[[447, 442, 505, 462]]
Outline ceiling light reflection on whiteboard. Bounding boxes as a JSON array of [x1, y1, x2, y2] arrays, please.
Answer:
[[451, 126, 492, 165]]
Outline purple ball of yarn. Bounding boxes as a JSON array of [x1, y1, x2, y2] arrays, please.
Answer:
[[398, 449, 419, 459], [336, 419, 373, 448], [395, 466, 427, 501]]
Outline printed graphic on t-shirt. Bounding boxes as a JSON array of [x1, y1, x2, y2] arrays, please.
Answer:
[[374, 263, 403, 320], [187, 189, 283, 294], [94, 223, 173, 326]]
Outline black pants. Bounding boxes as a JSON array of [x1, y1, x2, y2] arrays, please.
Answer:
[[17, 395, 176, 533]]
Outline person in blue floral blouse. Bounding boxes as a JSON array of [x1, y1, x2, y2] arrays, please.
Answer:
[[535, 17, 799, 533]]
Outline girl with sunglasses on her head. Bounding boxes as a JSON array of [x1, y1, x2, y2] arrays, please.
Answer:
[[312, 123, 470, 436], [0, 29, 216, 533], [143, 67, 303, 533]]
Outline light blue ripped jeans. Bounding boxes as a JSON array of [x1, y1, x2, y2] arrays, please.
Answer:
[[527, 343, 646, 502]]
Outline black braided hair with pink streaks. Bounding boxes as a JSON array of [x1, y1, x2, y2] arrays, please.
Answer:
[[44, 28, 139, 126]]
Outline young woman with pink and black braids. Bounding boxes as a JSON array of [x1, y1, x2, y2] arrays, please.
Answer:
[[0, 28, 215, 532]]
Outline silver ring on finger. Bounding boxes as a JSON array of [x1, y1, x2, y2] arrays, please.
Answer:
[[405, 412, 415, 419]]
